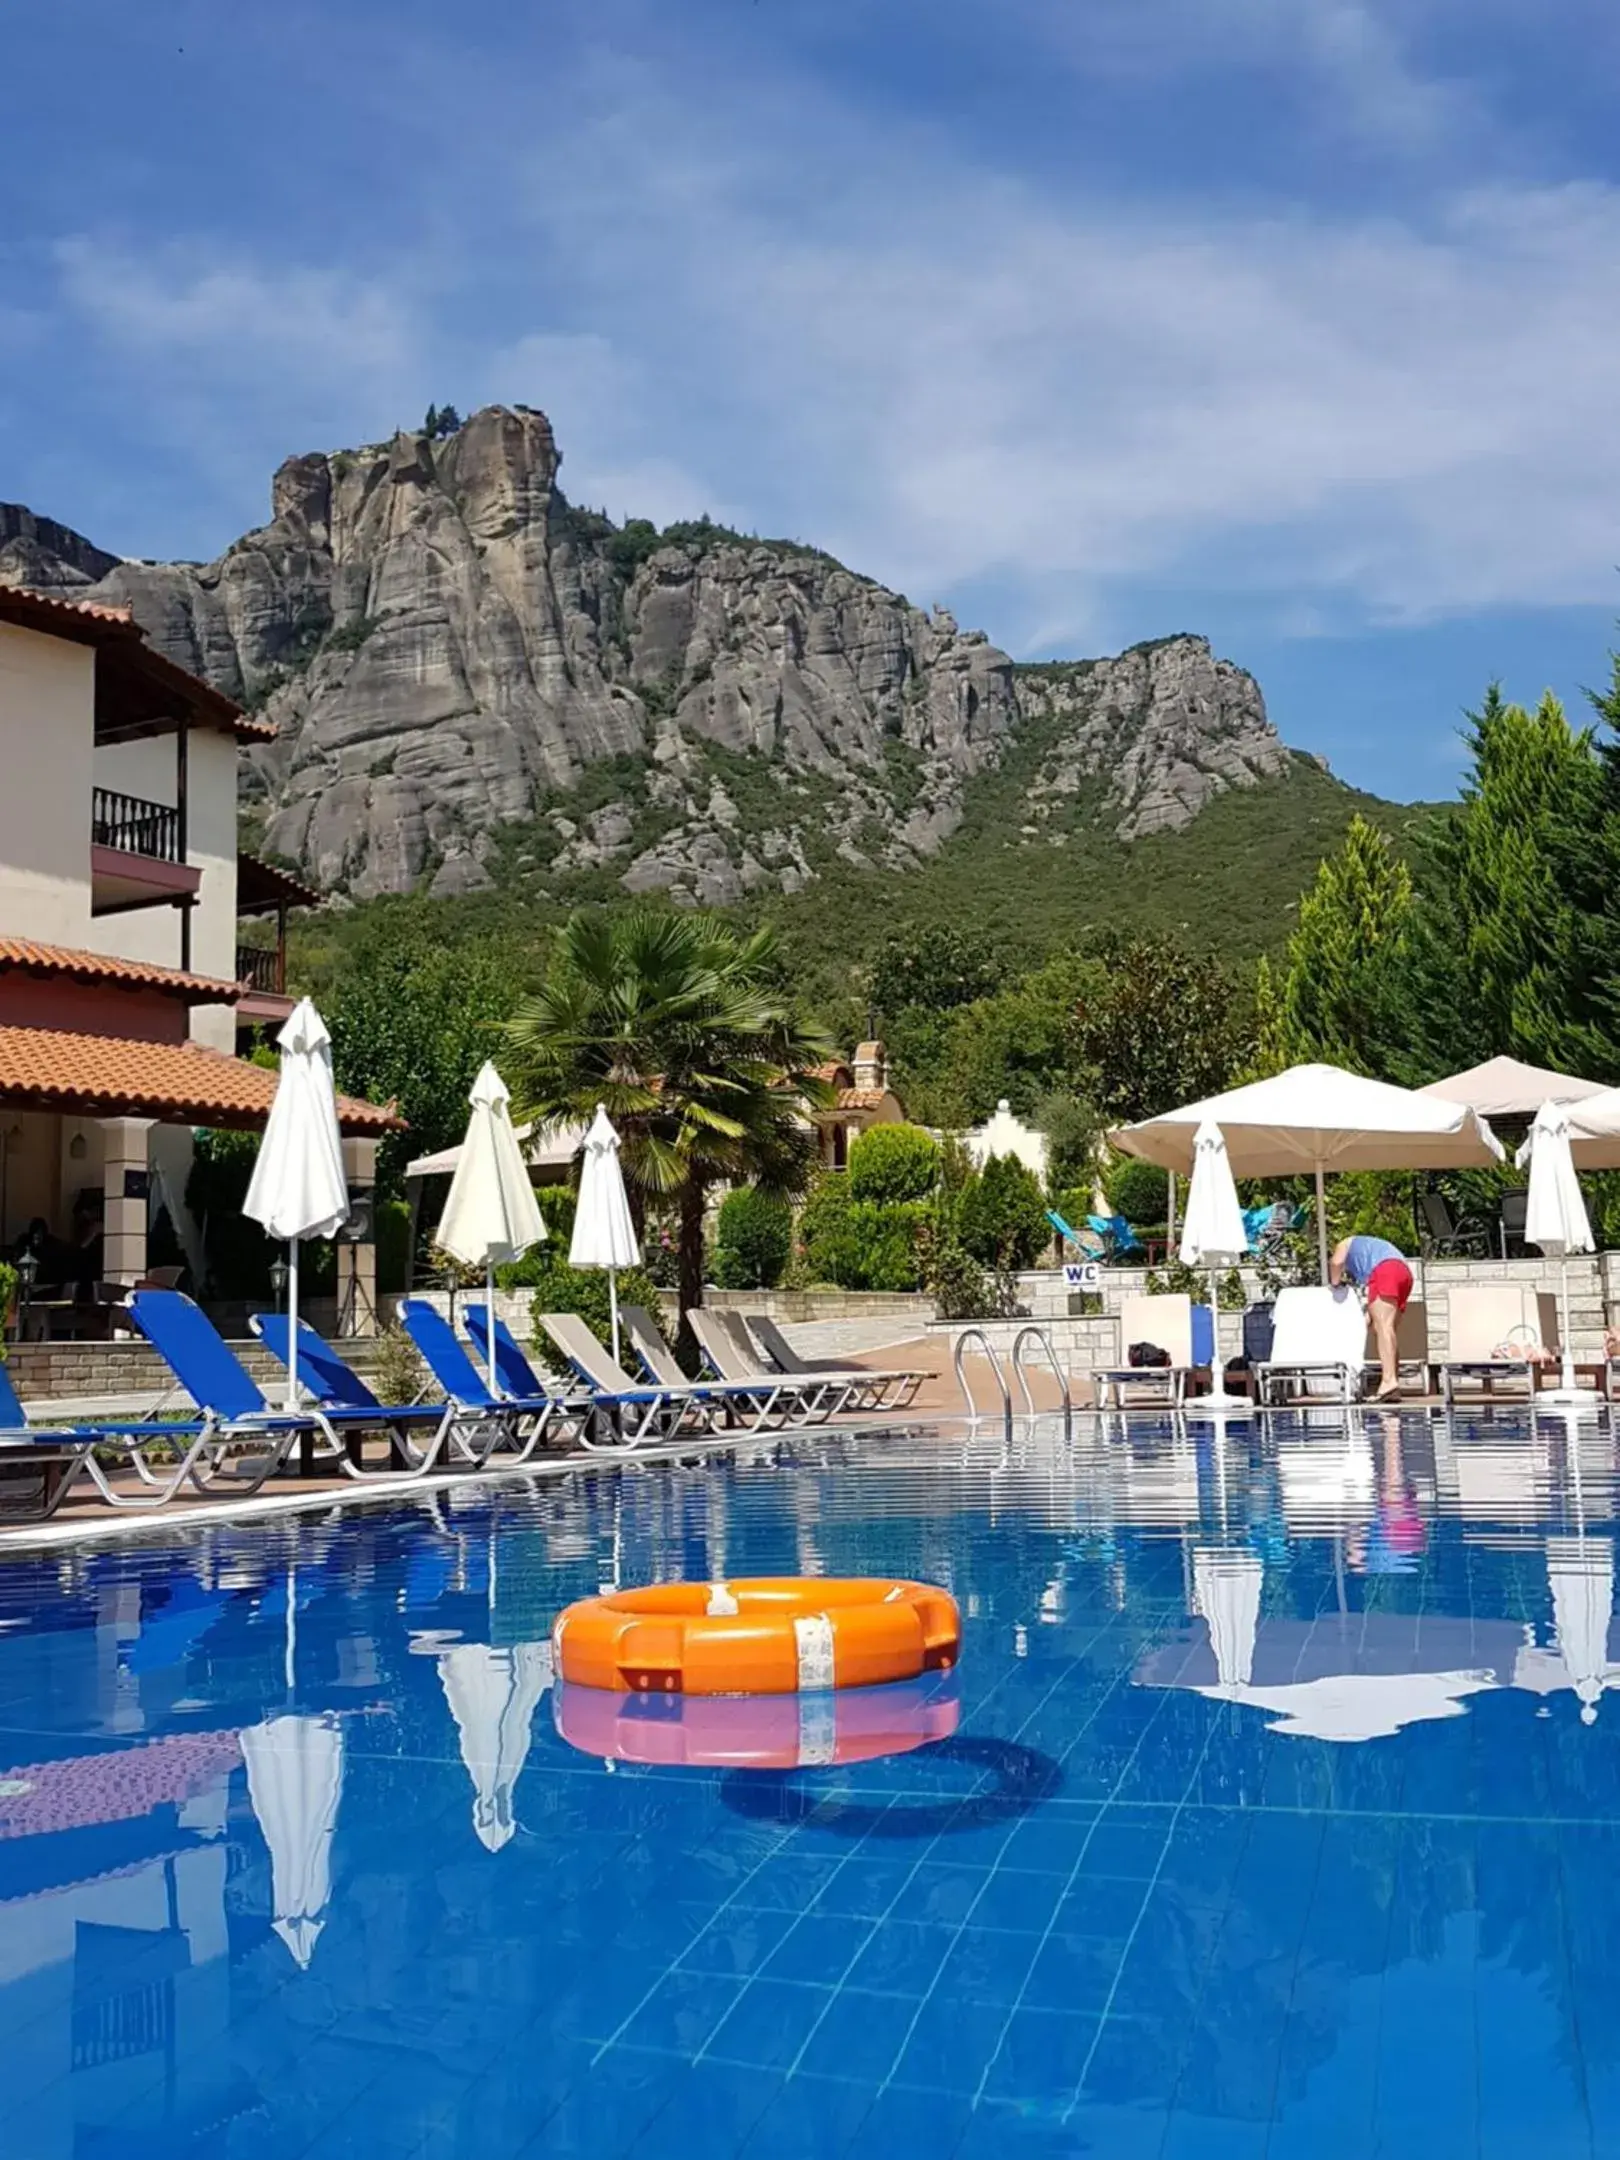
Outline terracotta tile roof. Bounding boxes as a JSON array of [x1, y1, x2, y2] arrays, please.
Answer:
[[0, 1025, 403, 1132], [0, 587, 133, 627], [810, 1061, 853, 1086], [0, 585, 275, 743], [836, 1088, 892, 1111], [0, 1730, 241, 1840], [0, 936, 241, 1004]]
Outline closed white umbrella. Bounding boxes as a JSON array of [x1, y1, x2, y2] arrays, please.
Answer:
[[569, 1106, 641, 1366], [1180, 1120, 1248, 1409], [244, 999, 349, 1412], [1192, 1546, 1262, 1689], [1517, 1100, 1596, 1404], [1546, 1534, 1615, 1725], [240, 1713, 345, 1969], [1114, 1063, 1502, 1282], [437, 1062, 548, 1385], [439, 1641, 554, 1851]]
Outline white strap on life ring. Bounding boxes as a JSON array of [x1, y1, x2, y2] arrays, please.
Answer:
[[794, 1613, 836, 1690], [797, 1692, 836, 1765], [706, 1582, 740, 1616]]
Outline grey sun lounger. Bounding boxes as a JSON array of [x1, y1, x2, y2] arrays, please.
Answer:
[[537, 1312, 769, 1446], [619, 1306, 804, 1426], [685, 1309, 856, 1421], [743, 1313, 925, 1411]]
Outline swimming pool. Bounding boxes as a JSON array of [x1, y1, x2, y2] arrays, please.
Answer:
[[1, 1408, 1616, 2157]]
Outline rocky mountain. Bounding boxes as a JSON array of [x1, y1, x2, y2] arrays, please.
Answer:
[[2, 404, 1306, 907]]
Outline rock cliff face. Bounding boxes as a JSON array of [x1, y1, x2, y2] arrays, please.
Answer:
[[1, 405, 1296, 902]]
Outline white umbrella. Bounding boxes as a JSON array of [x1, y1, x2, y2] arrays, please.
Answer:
[[244, 999, 349, 1412], [436, 1062, 548, 1385], [1205, 1669, 1496, 1742], [1546, 1533, 1615, 1725], [1516, 1099, 1596, 1403], [240, 1713, 345, 1969], [1180, 1120, 1249, 1409], [1114, 1063, 1502, 1281], [569, 1105, 641, 1367], [1192, 1546, 1262, 1689], [1421, 1055, 1610, 1119], [439, 1641, 553, 1851]]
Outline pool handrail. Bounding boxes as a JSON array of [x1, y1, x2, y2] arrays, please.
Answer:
[[952, 1327, 1013, 1433]]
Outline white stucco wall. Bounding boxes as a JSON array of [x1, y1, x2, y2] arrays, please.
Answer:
[[0, 623, 95, 945], [92, 727, 240, 1048]]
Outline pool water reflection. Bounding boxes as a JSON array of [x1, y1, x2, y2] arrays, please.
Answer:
[[2, 1409, 1619, 2157]]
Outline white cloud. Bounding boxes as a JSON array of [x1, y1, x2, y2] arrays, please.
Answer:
[[497, 67, 1620, 642]]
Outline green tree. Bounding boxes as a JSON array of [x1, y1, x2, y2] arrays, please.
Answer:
[[1034, 1090, 1103, 1196], [869, 924, 999, 1024], [423, 403, 439, 436], [1070, 932, 1253, 1122], [712, 1187, 794, 1289], [502, 909, 833, 1340], [954, 1153, 1050, 1272], [845, 1123, 940, 1204], [1407, 688, 1610, 1075], [1278, 814, 1414, 1074], [1104, 1155, 1168, 1227], [324, 924, 529, 1194]]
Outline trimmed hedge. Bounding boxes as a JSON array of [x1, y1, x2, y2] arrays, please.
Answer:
[[712, 1187, 794, 1289]]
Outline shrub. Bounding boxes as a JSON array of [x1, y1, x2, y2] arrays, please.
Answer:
[[916, 1206, 990, 1320], [846, 1123, 941, 1205], [1104, 1156, 1168, 1227], [1036, 1091, 1103, 1196], [712, 1187, 793, 1289], [954, 1154, 1050, 1272], [525, 1257, 668, 1353], [375, 1196, 412, 1294], [799, 1176, 926, 1290]]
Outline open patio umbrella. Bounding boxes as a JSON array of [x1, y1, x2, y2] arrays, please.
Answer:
[[240, 1712, 345, 1969], [1180, 1120, 1248, 1409], [438, 1640, 553, 1852], [1112, 1062, 1502, 1282], [1546, 1533, 1615, 1725], [1421, 1055, 1610, 1120], [1517, 1099, 1596, 1404], [244, 999, 349, 1413], [569, 1106, 640, 1367], [436, 1062, 547, 1385]]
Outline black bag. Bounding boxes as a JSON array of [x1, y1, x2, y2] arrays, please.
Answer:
[[1128, 1341, 1171, 1368], [1240, 1302, 1276, 1369]]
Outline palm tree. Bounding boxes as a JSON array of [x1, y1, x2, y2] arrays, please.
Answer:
[[502, 909, 835, 1345]]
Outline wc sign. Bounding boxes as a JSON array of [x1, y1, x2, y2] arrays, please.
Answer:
[[1063, 1261, 1102, 1291]]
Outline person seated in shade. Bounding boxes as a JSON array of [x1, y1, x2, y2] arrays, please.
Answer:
[[1330, 1233, 1414, 1401]]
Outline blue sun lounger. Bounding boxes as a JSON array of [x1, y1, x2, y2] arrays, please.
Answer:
[[129, 1289, 458, 1483], [248, 1311, 521, 1468], [398, 1299, 587, 1455], [0, 1359, 233, 1519]]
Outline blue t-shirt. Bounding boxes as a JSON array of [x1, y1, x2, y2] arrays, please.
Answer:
[[1342, 1234, 1404, 1284]]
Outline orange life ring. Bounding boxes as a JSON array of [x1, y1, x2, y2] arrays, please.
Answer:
[[551, 1577, 960, 1696], [552, 1674, 960, 1768]]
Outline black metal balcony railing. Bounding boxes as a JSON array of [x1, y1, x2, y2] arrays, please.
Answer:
[[91, 787, 181, 863], [236, 942, 286, 996]]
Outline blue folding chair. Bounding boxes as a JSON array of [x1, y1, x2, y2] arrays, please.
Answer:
[[1087, 1213, 1143, 1263], [398, 1299, 585, 1456], [248, 1311, 498, 1468], [129, 1289, 456, 1483], [0, 1358, 225, 1518], [1046, 1208, 1105, 1261]]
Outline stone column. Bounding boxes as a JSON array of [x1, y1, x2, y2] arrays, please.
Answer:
[[337, 1135, 378, 1336], [100, 1118, 153, 1288]]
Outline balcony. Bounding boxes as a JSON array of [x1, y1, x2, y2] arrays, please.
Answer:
[[236, 942, 285, 997], [90, 787, 200, 916], [92, 787, 181, 862]]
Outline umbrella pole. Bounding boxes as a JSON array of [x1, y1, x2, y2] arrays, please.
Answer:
[[1315, 1165, 1329, 1285], [1167, 1174, 1177, 1254], [286, 1238, 300, 1414], [1205, 1267, 1240, 1409], [1543, 1255, 1598, 1404], [609, 1267, 621, 1369], [486, 1259, 498, 1389]]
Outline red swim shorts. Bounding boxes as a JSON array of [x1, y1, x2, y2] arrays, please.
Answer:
[[1366, 1257, 1414, 1311]]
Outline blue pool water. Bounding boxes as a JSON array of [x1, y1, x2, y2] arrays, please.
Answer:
[[2, 1409, 1619, 2157]]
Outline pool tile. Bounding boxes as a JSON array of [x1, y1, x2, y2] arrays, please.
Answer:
[[845, 1918, 956, 1995], [707, 1977, 833, 2072], [760, 1911, 874, 1984]]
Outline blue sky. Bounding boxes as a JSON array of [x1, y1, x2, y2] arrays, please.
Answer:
[[7, 0, 1620, 799]]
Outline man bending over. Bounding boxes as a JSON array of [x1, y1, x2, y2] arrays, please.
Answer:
[[1330, 1234, 1414, 1402]]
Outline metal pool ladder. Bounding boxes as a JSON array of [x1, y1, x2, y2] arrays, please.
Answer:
[[952, 1325, 1072, 1433]]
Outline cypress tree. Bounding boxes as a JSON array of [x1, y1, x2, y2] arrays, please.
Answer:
[[1278, 814, 1414, 1076]]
